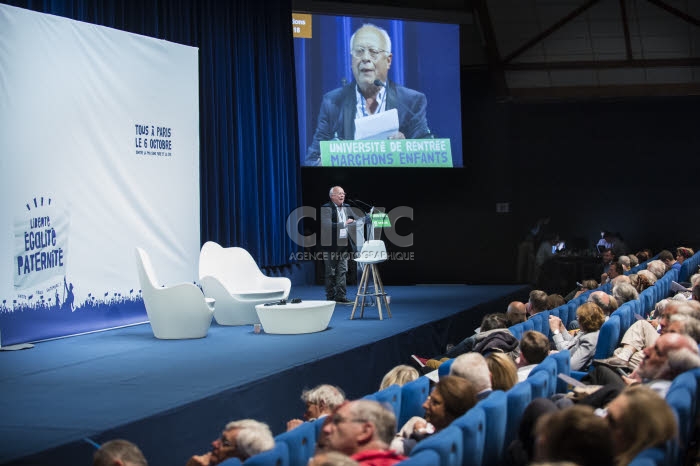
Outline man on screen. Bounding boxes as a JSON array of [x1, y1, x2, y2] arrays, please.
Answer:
[[305, 23, 431, 165]]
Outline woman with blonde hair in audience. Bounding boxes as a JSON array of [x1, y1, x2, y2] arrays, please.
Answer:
[[379, 364, 419, 390], [549, 303, 605, 371], [391, 375, 477, 455], [603, 385, 677, 465], [486, 352, 518, 391]]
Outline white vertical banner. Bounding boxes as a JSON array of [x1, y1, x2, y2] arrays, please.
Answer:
[[0, 4, 200, 344]]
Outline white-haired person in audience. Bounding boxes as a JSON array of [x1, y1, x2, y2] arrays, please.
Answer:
[[627, 254, 639, 268], [94, 439, 148, 466], [585, 332, 700, 398], [391, 375, 477, 456], [379, 364, 419, 390], [516, 330, 550, 381], [618, 254, 631, 272], [594, 300, 693, 371], [611, 282, 638, 305], [610, 274, 630, 287], [186, 419, 274, 466], [603, 385, 677, 466], [287, 384, 345, 431], [321, 399, 407, 465], [646, 259, 667, 280], [633, 269, 657, 293], [568, 290, 618, 329], [549, 302, 605, 371], [665, 313, 700, 346], [449, 352, 493, 400]]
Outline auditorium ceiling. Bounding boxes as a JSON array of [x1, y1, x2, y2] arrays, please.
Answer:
[[294, 0, 700, 97]]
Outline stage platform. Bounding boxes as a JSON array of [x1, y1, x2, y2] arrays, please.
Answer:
[[0, 283, 529, 466]]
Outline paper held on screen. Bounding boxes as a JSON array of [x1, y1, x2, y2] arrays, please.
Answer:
[[354, 108, 399, 140]]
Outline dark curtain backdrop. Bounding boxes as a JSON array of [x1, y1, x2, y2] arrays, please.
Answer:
[[6, 0, 301, 267]]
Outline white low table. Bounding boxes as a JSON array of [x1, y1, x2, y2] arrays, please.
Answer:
[[255, 300, 335, 334]]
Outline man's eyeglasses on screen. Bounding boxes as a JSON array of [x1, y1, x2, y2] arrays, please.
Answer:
[[351, 47, 387, 61]]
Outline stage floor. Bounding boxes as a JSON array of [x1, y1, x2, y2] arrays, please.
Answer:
[[0, 284, 528, 465]]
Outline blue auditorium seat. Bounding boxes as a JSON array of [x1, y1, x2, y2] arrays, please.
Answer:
[[679, 252, 699, 283], [274, 420, 316, 466], [629, 447, 667, 466], [438, 357, 455, 379], [548, 349, 570, 393], [666, 372, 697, 464], [242, 441, 289, 466], [477, 391, 507, 466], [504, 382, 532, 450], [612, 302, 633, 332], [364, 383, 401, 419], [401, 448, 441, 465], [639, 289, 655, 316], [451, 406, 486, 466], [311, 417, 326, 440], [566, 301, 579, 327], [509, 322, 525, 341], [522, 319, 535, 332], [399, 376, 429, 427], [410, 424, 463, 466], [527, 358, 556, 398], [529, 311, 549, 337]]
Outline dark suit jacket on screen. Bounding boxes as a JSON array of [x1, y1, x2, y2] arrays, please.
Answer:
[[305, 81, 430, 165]]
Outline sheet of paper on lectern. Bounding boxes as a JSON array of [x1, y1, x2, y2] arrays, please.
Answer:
[[354, 108, 398, 140]]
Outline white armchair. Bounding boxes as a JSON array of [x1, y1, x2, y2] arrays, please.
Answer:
[[198, 241, 291, 325], [135, 247, 214, 339]]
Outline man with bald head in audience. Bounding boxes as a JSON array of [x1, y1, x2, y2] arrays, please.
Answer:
[[506, 301, 527, 326]]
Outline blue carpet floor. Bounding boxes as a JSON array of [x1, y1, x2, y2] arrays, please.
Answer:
[[0, 284, 529, 466]]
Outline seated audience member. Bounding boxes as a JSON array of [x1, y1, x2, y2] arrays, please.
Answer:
[[505, 398, 560, 466], [93, 439, 148, 466], [635, 250, 650, 265], [676, 246, 694, 264], [545, 293, 566, 310], [321, 399, 406, 466], [633, 269, 657, 292], [533, 405, 615, 466], [308, 450, 359, 466], [618, 255, 631, 272], [506, 301, 528, 326], [666, 313, 700, 341], [594, 300, 690, 370], [379, 365, 419, 390], [187, 419, 274, 466], [627, 254, 639, 268], [588, 290, 618, 317], [486, 352, 518, 391], [602, 262, 624, 284], [549, 303, 605, 371], [658, 249, 681, 272], [612, 282, 638, 305], [391, 375, 477, 455], [603, 385, 678, 466], [287, 384, 345, 431], [516, 330, 550, 381], [449, 352, 493, 400], [610, 274, 631, 287], [415, 312, 517, 370], [646, 259, 667, 280], [527, 290, 548, 316], [564, 278, 598, 301], [586, 332, 700, 398]]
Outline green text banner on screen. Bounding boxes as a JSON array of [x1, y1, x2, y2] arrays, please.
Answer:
[[320, 139, 453, 167]]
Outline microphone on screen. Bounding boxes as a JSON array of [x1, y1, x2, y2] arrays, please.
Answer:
[[373, 79, 384, 87]]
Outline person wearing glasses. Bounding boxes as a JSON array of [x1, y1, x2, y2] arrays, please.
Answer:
[[320, 186, 356, 304], [186, 419, 274, 466], [305, 23, 431, 165], [320, 399, 407, 465]]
